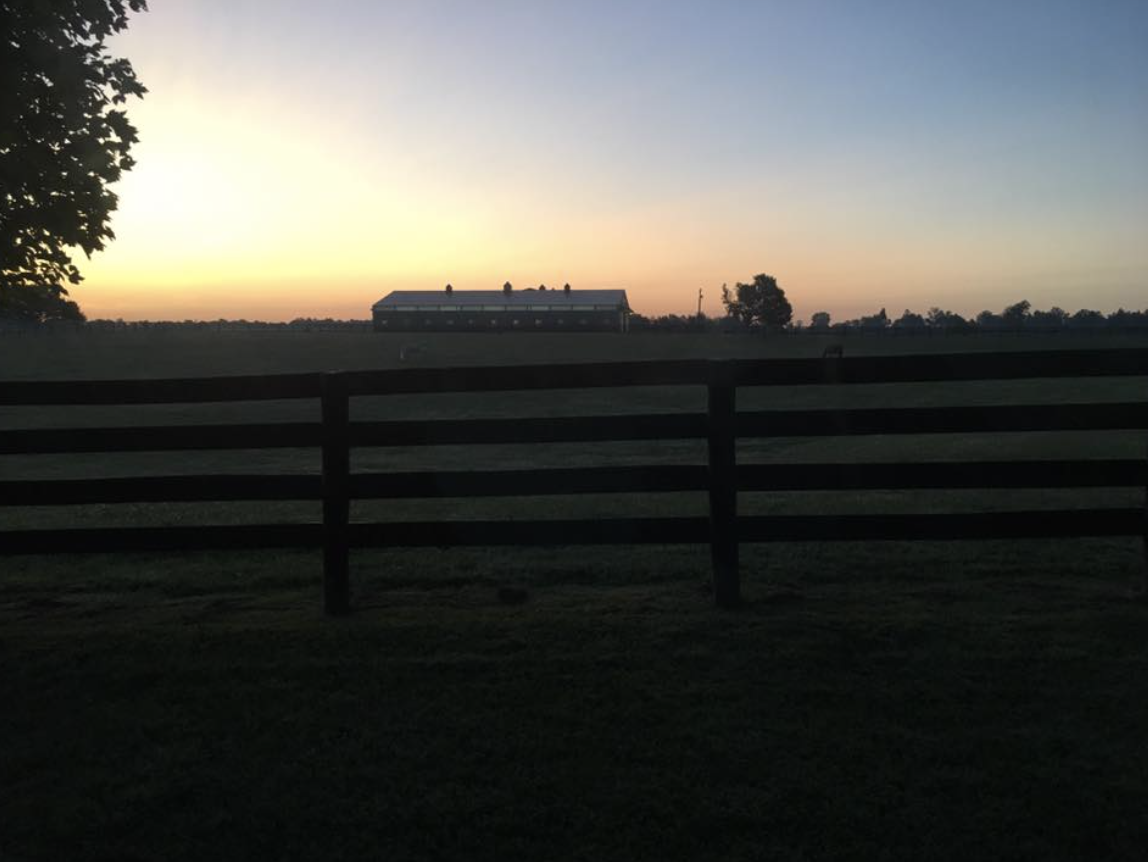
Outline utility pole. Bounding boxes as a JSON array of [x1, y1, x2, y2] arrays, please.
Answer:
[[697, 287, 704, 318]]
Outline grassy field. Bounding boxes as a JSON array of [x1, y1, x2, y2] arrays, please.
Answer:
[[2, 330, 1148, 860]]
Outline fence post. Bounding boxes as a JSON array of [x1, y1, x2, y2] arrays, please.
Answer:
[[321, 372, 351, 615], [707, 362, 739, 608], [1142, 444, 1147, 596]]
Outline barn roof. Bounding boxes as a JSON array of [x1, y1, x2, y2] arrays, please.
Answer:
[[372, 289, 630, 311]]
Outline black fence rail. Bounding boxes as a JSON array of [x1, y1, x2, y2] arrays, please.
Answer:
[[2, 348, 1147, 613]]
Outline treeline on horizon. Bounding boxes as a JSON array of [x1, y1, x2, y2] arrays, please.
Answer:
[[4, 300, 1148, 334], [633, 300, 1148, 334], [0, 317, 375, 332]]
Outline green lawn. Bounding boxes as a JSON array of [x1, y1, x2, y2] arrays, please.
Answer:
[[2, 330, 1148, 860]]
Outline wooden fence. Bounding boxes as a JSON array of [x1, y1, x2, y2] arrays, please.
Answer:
[[2, 349, 1147, 613]]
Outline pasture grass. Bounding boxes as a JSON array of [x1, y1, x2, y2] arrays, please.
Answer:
[[3, 330, 1148, 859], [3, 540, 1148, 861]]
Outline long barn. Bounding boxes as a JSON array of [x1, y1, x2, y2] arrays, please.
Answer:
[[372, 284, 632, 333]]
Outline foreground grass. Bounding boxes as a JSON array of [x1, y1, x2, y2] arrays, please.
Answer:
[[3, 541, 1148, 861]]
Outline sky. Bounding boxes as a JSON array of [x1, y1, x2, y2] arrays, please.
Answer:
[[76, 0, 1148, 322]]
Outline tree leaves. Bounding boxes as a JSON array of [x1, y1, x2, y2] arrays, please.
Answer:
[[0, 0, 147, 322], [721, 273, 793, 332]]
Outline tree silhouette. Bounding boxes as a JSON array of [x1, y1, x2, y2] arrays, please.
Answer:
[[1002, 300, 1031, 328], [1070, 309, 1105, 329], [926, 308, 970, 331], [0, 0, 147, 323], [976, 309, 1004, 330], [810, 311, 831, 331], [1031, 307, 1068, 329], [893, 309, 926, 330], [859, 308, 889, 330], [721, 274, 793, 331]]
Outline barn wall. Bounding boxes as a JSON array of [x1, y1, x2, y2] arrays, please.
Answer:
[[372, 310, 626, 332]]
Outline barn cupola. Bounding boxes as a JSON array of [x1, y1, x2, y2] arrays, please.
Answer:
[[445, 283, 453, 294], [503, 281, 512, 294]]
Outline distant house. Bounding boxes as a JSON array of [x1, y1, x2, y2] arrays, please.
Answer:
[[371, 284, 633, 333]]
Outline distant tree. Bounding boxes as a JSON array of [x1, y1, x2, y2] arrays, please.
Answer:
[[976, 310, 1004, 330], [721, 274, 793, 331], [858, 308, 889, 331], [0, 0, 148, 323], [810, 311, 831, 331], [1001, 300, 1032, 328], [1069, 309, 1105, 329], [892, 309, 926, 330], [1030, 307, 1068, 330], [1106, 308, 1148, 329], [926, 308, 970, 331], [720, 285, 744, 324]]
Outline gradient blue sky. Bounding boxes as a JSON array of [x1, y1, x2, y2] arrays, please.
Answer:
[[82, 0, 1148, 320]]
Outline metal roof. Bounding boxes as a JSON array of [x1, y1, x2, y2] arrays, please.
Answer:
[[372, 289, 630, 310]]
